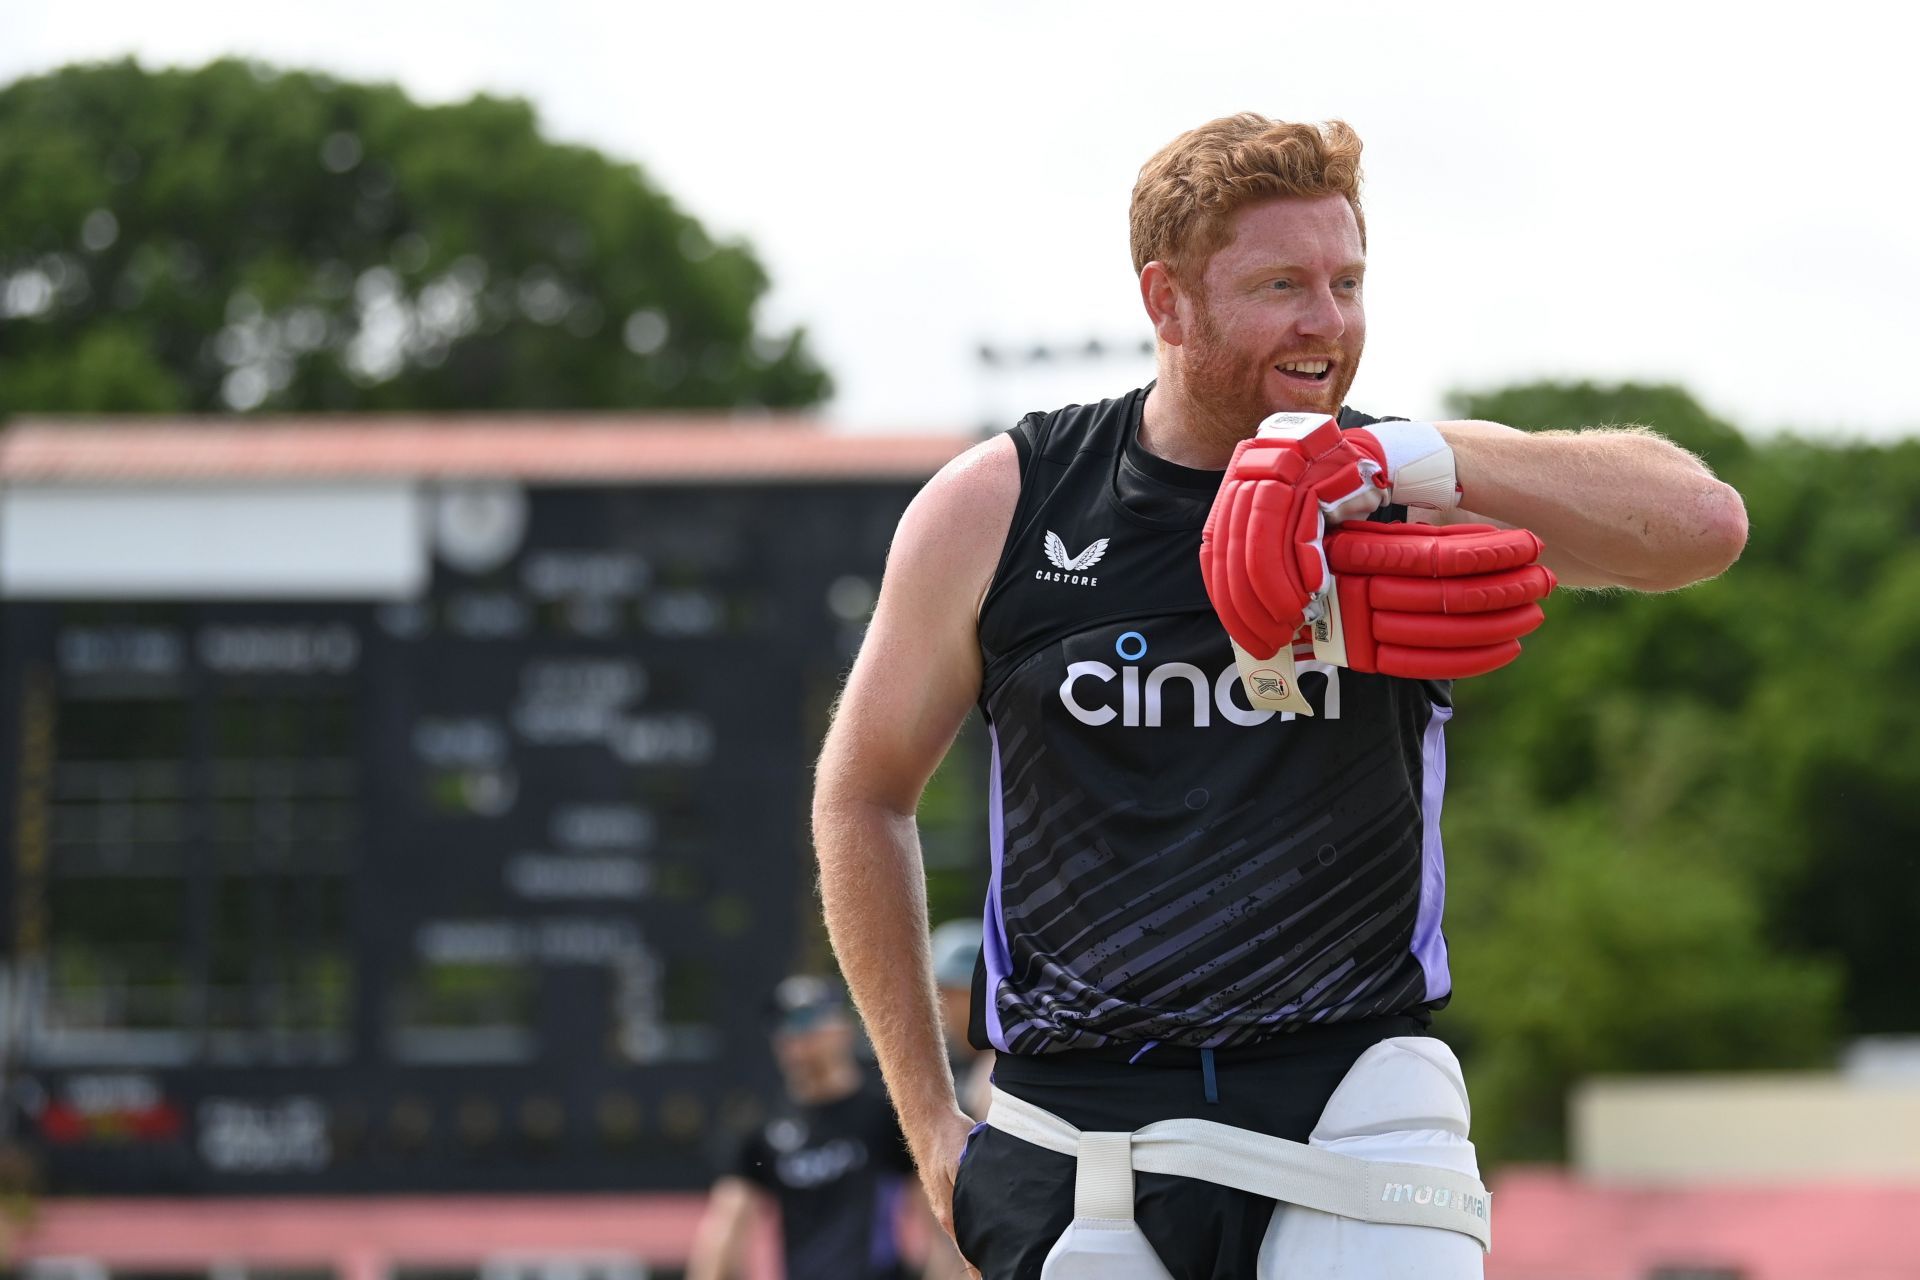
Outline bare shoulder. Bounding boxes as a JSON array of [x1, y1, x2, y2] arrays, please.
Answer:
[[903, 433, 1020, 540], [889, 433, 1021, 606], [819, 434, 1019, 808]]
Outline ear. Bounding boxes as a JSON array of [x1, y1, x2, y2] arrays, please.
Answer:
[[1139, 261, 1187, 347]]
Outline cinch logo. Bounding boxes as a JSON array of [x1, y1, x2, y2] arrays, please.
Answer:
[[1037, 531, 1108, 586], [776, 1137, 868, 1189], [1057, 631, 1341, 727]]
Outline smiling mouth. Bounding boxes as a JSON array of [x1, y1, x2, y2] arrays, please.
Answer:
[[1276, 359, 1333, 384]]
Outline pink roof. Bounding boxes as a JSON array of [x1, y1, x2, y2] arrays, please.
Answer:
[[11, 1192, 941, 1279], [0, 414, 979, 484], [10, 1194, 766, 1280], [1488, 1168, 1920, 1280]]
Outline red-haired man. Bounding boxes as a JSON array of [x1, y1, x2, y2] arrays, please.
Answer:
[[813, 115, 1746, 1279]]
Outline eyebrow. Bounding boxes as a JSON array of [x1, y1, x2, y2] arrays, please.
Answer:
[[1243, 262, 1367, 279]]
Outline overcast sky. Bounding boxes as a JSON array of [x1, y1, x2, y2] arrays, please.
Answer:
[[5, 0, 1915, 439]]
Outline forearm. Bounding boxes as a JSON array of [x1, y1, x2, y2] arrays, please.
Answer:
[[684, 1181, 753, 1280], [921, 1231, 974, 1280], [683, 1239, 728, 1280], [1437, 419, 1749, 590], [812, 790, 963, 1141]]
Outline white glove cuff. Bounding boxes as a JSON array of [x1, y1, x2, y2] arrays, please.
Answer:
[[1371, 421, 1460, 511], [1253, 412, 1340, 442]]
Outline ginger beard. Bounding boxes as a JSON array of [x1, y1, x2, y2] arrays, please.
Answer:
[[1178, 285, 1365, 448]]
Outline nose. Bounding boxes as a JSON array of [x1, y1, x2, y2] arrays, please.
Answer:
[[1296, 285, 1346, 340]]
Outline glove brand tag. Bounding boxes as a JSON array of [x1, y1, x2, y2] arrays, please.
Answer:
[[1249, 669, 1289, 700], [1310, 582, 1352, 668], [1231, 639, 1315, 716]]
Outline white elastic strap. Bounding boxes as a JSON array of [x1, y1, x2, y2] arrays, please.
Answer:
[[987, 1087, 1492, 1252], [1074, 1130, 1136, 1219]]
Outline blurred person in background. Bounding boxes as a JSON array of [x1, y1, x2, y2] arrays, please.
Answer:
[[685, 975, 961, 1280], [928, 920, 992, 1120], [813, 112, 1748, 1278]]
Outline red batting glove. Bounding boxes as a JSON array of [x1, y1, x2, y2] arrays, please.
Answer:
[[1318, 523, 1556, 678], [1200, 417, 1360, 658], [1198, 418, 1466, 667], [1201, 414, 1466, 659]]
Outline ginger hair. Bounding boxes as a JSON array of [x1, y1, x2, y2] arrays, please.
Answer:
[[1129, 114, 1366, 283]]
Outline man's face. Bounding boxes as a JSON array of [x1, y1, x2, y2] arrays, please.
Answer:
[[771, 1008, 854, 1083], [1175, 192, 1367, 432]]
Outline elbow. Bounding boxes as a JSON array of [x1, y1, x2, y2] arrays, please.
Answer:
[[809, 784, 846, 861], [1639, 479, 1749, 591], [1694, 479, 1750, 580], [810, 772, 911, 857]]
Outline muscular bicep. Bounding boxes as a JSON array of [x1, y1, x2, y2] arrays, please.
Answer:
[[816, 436, 1019, 815]]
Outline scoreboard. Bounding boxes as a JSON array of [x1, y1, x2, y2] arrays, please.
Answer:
[[0, 477, 985, 1195]]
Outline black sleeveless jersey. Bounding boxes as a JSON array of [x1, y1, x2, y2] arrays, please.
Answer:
[[971, 385, 1455, 1056]]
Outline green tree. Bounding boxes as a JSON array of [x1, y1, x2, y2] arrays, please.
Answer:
[[1429, 380, 1920, 1161], [1442, 802, 1840, 1163], [0, 58, 829, 415], [1728, 447, 1920, 1033]]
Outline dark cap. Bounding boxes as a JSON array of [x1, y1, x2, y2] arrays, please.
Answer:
[[767, 975, 845, 1033]]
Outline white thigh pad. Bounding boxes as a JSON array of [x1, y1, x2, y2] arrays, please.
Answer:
[[1040, 1221, 1175, 1280], [1258, 1037, 1486, 1279]]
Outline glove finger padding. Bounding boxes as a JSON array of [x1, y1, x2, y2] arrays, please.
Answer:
[[1322, 523, 1556, 679], [1242, 483, 1328, 656], [1198, 452, 1240, 645], [1325, 520, 1545, 577], [1365, 563, 1556, 615], [1203, 475, 1286, 658], [1370, 603, 1547, 648], [1225, 482, 1279, 653], [1201, 438, 1332, 658]]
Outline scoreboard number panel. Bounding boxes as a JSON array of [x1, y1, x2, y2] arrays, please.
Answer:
[[0, 480, 977, 1194]]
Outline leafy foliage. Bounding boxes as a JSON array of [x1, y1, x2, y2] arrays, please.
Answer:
[[0, 59, 829, 415], [1438, 380, 1920, 1162]]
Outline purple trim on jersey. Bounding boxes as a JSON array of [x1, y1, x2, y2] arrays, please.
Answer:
[[868, 1175, 904, 1270], [981, 724, 1014, 1052], [1413, 702, 1453, 1001]]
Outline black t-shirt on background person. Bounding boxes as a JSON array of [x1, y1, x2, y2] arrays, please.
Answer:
[[732, 1081, 917, 1280]]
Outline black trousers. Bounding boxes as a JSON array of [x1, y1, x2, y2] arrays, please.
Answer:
[[951, 1016, 1427, 1280]]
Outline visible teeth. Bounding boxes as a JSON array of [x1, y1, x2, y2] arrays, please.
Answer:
[[1279, 360, 1330, 375]]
